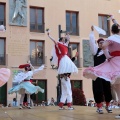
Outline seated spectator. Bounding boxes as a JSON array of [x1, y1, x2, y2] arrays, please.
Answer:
[[47, 99, 51, 106], [8, 103, 12, 107], [41, 101, 45, 106], [49, 97, 55, 106], [12, 98, 18, 107]]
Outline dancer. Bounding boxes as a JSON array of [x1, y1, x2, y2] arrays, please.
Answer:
[[8, 63, 44, 109], [47, 31, 78, 110], [0, 28, 10, 87], [83, 16, 120, 116], [88, 26, 112, 114], [0, 68, 10, 87]]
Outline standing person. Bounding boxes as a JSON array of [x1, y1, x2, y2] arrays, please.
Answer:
[[58, 74, 74, 110], [47, 31, 78, 110], [8, 63, 44, 109], [86, 26, 112, 114], [23, 79, 34, 107], [50, 97, 55, 106], [83, 17, 120, 117]]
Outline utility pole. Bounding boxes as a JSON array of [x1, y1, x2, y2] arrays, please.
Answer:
[[56, 25, 67, 104]]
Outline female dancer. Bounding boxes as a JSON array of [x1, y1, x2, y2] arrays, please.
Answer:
[[47, 31, 78, 110], [0, 25, 10, 87], [87, 26, 112, 114], [8, 63, 44, 109], [83, 16, 120, 118], [0, 68, 10, 87]]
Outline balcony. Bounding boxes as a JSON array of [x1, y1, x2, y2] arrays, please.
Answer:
[[29, 55, 47, 66], [0, 54, 6, 65]]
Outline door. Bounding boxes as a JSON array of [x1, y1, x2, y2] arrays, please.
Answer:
[[0, 83, 7, 106], [31, 80, 47, 105]]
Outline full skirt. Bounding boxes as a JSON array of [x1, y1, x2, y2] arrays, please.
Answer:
[[83, 56, 120, 84], [58, 55, 78, 74], [0, 68, 10, 87], [8, 81, 44, 94]]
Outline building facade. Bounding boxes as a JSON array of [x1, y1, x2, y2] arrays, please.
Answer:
[[0, 0, 120, 105]]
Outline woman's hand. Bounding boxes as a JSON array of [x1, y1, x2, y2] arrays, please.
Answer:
[[47, 32, 50, 36]]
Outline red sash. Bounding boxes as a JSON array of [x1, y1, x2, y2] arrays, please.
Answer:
[[110, 51, 120, 56]]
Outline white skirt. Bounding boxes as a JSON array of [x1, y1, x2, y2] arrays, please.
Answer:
[[58, 55, 78, 74]]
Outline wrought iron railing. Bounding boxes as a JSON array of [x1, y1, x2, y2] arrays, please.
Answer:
[[0, 54, 5, 65], [29, 55, 47, 66]]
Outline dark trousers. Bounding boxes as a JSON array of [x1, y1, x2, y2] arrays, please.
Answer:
[[92, 77, 112, 103]]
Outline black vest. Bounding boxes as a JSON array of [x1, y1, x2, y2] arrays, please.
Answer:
[[94, 48, 106, 66]]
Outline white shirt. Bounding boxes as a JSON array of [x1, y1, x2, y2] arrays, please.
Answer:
[[89, 31, 104, 56]]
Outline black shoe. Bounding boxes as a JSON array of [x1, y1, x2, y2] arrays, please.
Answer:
[[105, 106, 112, 113], [96, 108, 104, 114]]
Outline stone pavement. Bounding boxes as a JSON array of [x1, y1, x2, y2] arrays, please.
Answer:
[[0, 106, 119, 120]]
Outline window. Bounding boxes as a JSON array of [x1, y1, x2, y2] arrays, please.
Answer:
[[66, 11, 79, 35], [69, 43, 79, 67], [98, 14, 110, 37], [0, 3, 5, 25], [30, 40, 44, 66], [0, 83, 7, 106], [71, 80, 82, 89], [30, 7, 44, 32], [0, 38, 5, 65]]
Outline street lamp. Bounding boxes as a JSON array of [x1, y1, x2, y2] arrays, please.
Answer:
[[57, 25, 67, 104]]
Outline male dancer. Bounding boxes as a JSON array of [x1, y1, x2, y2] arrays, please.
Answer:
[[89, 26, 112, 114]]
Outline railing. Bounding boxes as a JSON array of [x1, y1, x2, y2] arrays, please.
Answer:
[[29, 55, 47, 66], [0, 54, 6, 65], [30, 24, 45, 33], [66, 26, 79, 36]]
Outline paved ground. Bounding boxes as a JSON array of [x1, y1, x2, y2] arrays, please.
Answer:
[[0, 106, 119, 120]]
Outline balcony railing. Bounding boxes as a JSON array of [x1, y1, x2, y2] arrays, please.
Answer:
[[29, 55, 47, 66], [0, 54, 6, 65], [30, 24, 45, 33]]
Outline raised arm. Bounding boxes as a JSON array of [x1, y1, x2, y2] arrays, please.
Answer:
[[47, 32, 57, 45], [65, 32, 70, 46], [33, 65, 44, 74], [109, 15, 120, 27], [89, 26, 98, 55]]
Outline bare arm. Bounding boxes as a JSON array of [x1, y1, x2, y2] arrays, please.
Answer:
[[47, 33, 57, 45], [33, 65, 44, 74], [89, 26, 98, 55], [65, 32, 70, 46], [109, 15, 120, 26]]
